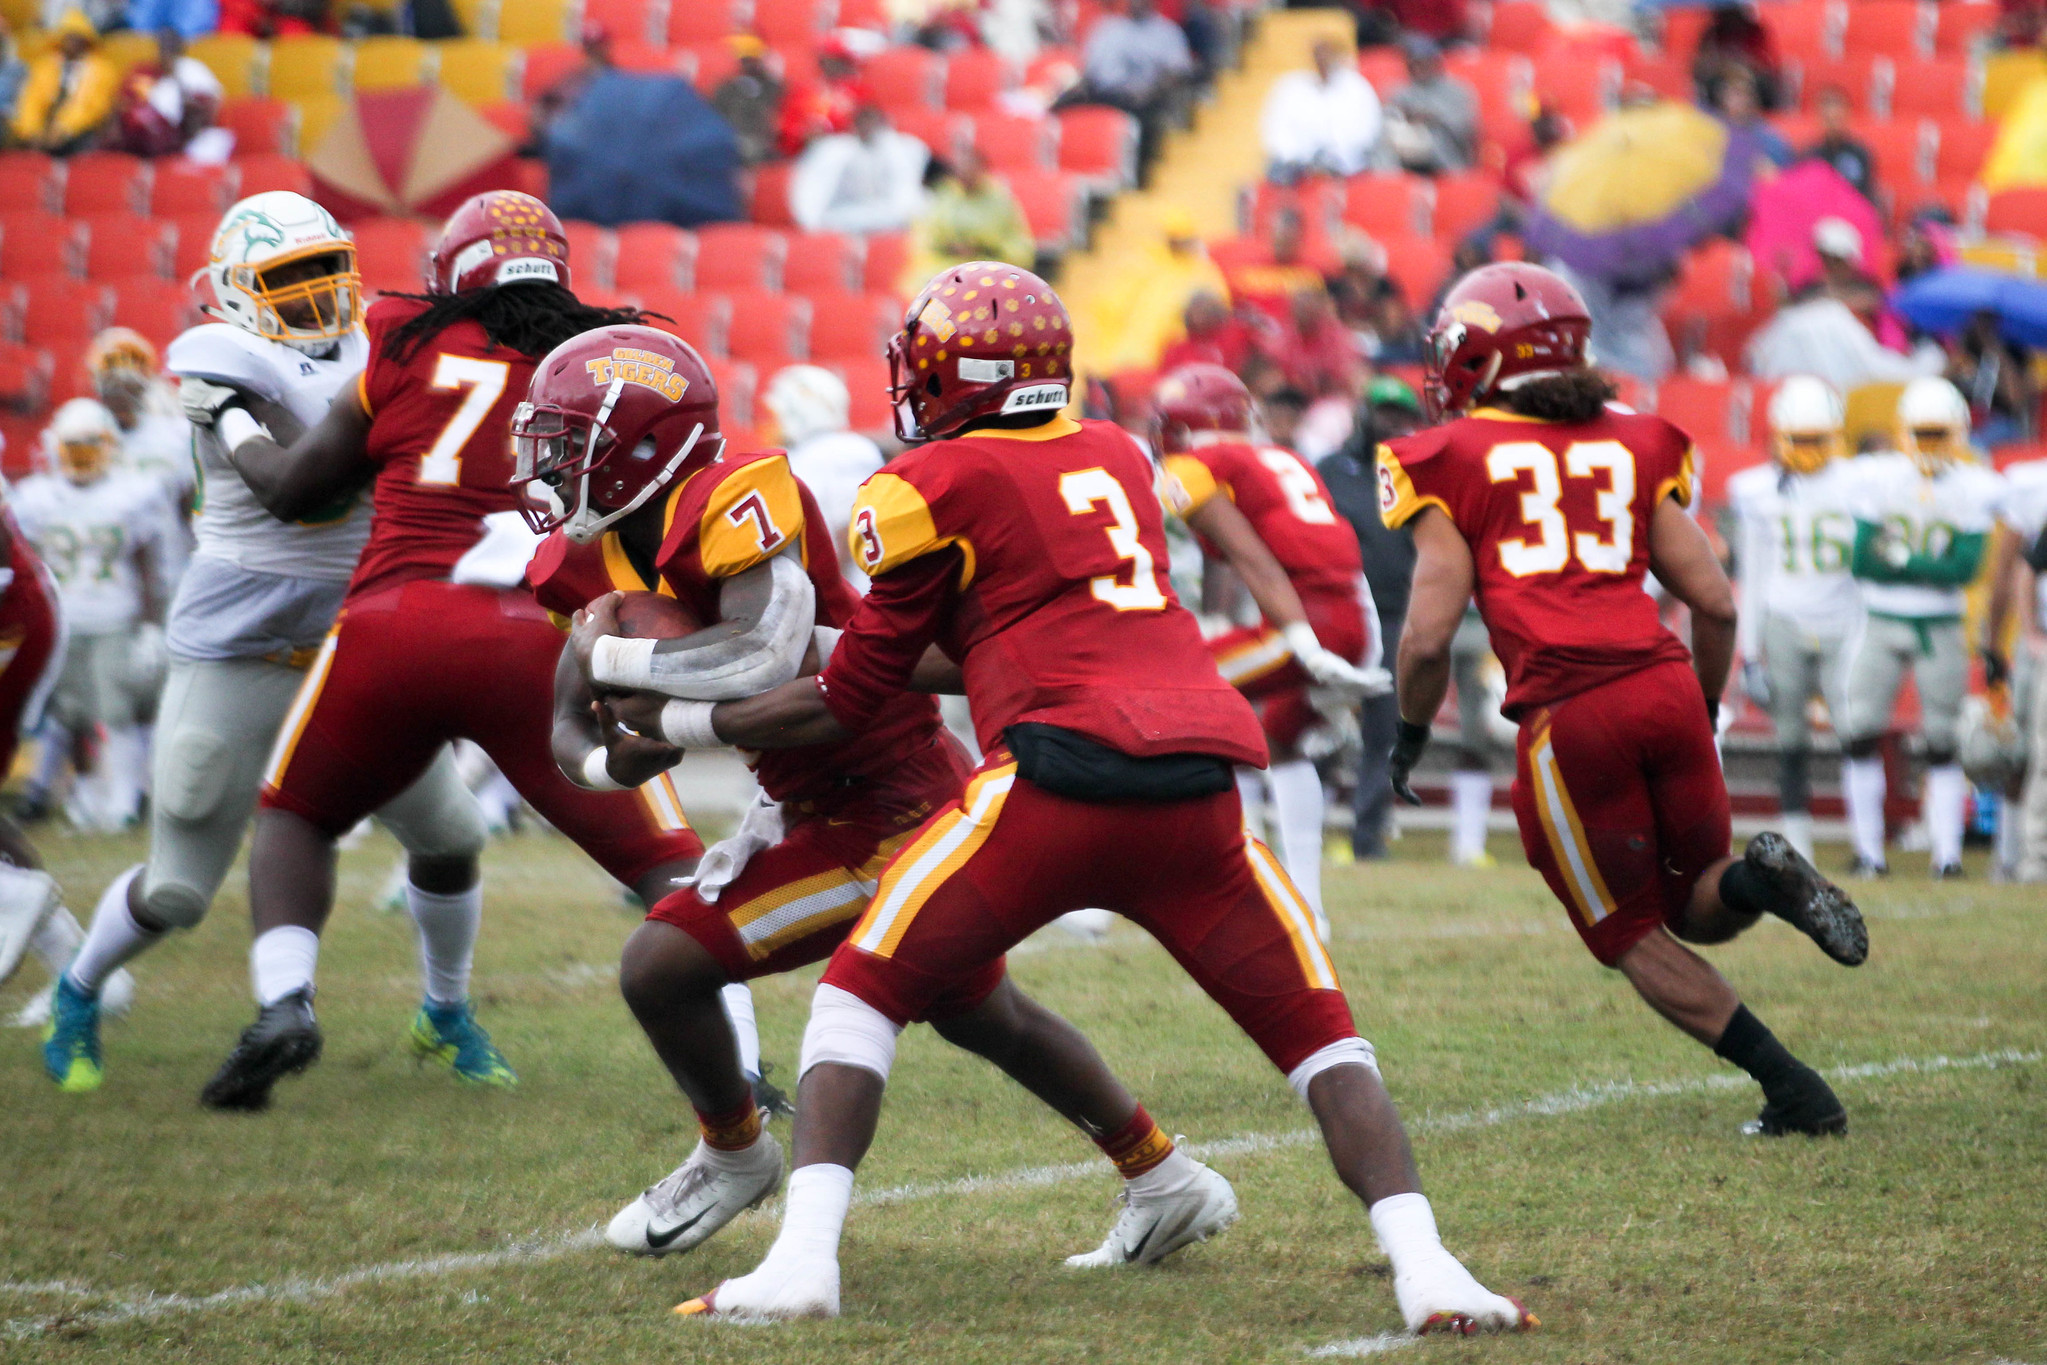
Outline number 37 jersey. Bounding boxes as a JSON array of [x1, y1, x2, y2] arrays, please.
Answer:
[[349, 296, 536, 602], [1378, 405, 1696, 719]]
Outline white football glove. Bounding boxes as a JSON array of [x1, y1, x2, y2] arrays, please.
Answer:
[[1283, 621, 1391, 696], [1740, 660, 1771, 711], [178, 376, 243, 428], [687, 791, 785, 904]]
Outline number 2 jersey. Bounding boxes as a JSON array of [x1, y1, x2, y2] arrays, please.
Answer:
[[527, 450, 955, 809], [1160, 440, 1363, 599], [1378, 405, 1696, 720], [349, 296, 535, 603]]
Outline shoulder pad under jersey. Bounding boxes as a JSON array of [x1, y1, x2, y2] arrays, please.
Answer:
[[165, 324, 324, 403]]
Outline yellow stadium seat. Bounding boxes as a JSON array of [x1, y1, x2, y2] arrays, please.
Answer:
[[267, 34, 348, 102], [351, 35, 430, 91], [435, 40, 518, 105], [1843, 383, 1906, 451], [1983, 51, 2047, 123], [294, 94, 349, 153], [98, 31, 160, 74], [452, 0, 500, 39], [495, 0, 574, 46], [189, 33, 262, 98], [1958, 237, 2041, 279]]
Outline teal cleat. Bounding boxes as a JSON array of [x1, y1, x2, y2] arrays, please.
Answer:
[[408, 998, 517, 1087], [42, 974, 103, 1093]]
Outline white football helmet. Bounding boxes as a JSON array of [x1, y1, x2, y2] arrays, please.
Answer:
[[1896, 376, 1972, 476], [43, 398, 121, 485], [200, 191, 361, 354], [1767, 374, 1844, 475], [764, 364, 851, 445]]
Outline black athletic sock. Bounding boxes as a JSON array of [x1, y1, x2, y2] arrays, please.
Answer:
[[1714, 1004, 1824, 1107], [1717, 858, 1774, 920]]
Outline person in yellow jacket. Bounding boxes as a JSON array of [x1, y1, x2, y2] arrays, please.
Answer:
[[12, 10, 120, 153], [1080, 206, 1231, 375]]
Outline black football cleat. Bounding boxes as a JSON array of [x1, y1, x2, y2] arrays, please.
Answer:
[[200, 989, 323, 1112], [1743, 1070, 1848, 1137], [1931, 862, 1965, 881], [1745, 832, 1868, 966]]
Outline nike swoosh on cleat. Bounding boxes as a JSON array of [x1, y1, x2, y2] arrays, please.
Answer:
[[1123, 1223, 1154, 1263], [644, 1208, 713, 1249]]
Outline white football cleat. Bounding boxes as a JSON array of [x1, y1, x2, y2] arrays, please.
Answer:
[[607, 1132, 783, 1256], [0, 866, 58, 984], [675, 1260, 840, 1322], [1064, 1158, 1238, 1268], [1390, 1251, 1537, 1335], [1055, 908, 1114, 942]]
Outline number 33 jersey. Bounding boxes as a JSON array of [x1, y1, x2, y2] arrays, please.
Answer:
[[349, 296, 537, 602], [1378, 405, 1696, 719]]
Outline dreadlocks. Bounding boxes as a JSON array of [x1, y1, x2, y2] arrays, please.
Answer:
[[380, 282, 649, 365]]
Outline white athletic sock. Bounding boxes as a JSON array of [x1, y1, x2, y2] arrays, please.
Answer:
[[1780, 811, 1815, 862], [65, 865, 160, 995], [1368, 1191, 1449, 1272], [28, 902, 83, 972], [1265, 759, 1326, 931], [722, 981, 762, 1081], [1995, 793, 2024, 874], [29, 719, 66, 798], [250, 925, 320, 1005], [1235, 767, 1267, 839], [407, 880, 482, 1006], [756, 1163, 854, 1272], [1924, 763, 1967, 870], [1451, 771, 1492, 863], [1127, 1145, 1202, 1200], [1842, 756, 1887, 866], [100, 725, 147, 827]]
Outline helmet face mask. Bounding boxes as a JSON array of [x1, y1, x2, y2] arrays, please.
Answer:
[[1767, 375, 1845, 475], [45, 398, 120, 485], [1895, 377, 1972, 476], [205, 193, 362, 354]]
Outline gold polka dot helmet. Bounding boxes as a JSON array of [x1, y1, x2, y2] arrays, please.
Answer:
[[887, 261, 1072, 442], [428, 190, 571, 294]]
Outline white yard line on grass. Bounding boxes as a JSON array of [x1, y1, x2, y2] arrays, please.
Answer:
[[5, 1047, 2035, 1340], [1305, 1333, 1422, 1357]]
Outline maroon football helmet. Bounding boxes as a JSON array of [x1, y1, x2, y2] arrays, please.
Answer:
[[428, 190, 572, 294], [886, 261, 1073, 442], [1422, 262, 1592, 419], [510, 324, 722, 542], [1152, 363, 1255, 455]]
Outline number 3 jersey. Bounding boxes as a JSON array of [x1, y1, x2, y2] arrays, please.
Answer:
[[1378, 405, 1696, 719], [1724, 459, 1859, 635], [349, 295, 536, 603]]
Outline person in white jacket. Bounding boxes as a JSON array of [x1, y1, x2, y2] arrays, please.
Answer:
[[788, 105, 928, 235], [1260, 38, 1382, 182]]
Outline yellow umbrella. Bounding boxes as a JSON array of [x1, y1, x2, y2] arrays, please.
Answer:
[[1983, 77, 2047, 190]]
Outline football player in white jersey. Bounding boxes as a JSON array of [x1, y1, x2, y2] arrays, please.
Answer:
[[1727, 376, 1860, 860], [1983, 452, 2047, 881], [1837, 377, 2009, 879], [10, 398, 178, 833], [87, 327, 195, 531], [42, 192, 494, 1095]]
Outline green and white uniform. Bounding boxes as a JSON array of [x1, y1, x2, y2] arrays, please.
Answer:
[[2000, 458, 2047, 881]]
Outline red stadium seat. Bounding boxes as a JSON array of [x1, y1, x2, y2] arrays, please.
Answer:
[[721, 291, 810, 363], [1339, 173, 1430, 239], [1934, 2, 1997, 55], [1357, 45, 1404, 94], [218, 97, 297, 155], [746, 161, 797, 229], [1669, 239, 1753, 315], [667, 0, 739, 44], [350, 218, 433, 292], [943, 47, 1010, 110], [1886, 57, 1977, 118], [637, 287, 730, 355], [889, 107, 969, 161], [863, 232, 909, 293], [0, 153, 60, 214], [973, 110, 1054, 172], [1766, 0, 1844, 62], [1660, 5, 1712, 61], [751, 0, 832, 46], [781, 231, 861, 294], [1056, 105, 1137, 186], [1789, 54, 1884, 111], [1379, 235, 1452, 303], [582, 0, 663, 45], [1001, 169, 1083, 251], [1840, 0, 1931, 57], [476, 101, 531, 142], [805, 291, 895, 360], [16, 275, 115, 344], [693, 223, 787, 291], [1620, 51, 1692, 102], [226, 157, 308, 203], [171, 213, 219, 278], [838, 0, 887, 26], [610, 40, 685, 75], [829, 354, 892, 432], [1024, 45, 1083, 97], [1532, 56, 1618, 126], [1430, 171, 1502, 243], [1850, 116, 1932, 190], [561, 220, 616, 289], [62, 153, 151, 215], [148, 161, 237, 216], [704, 357, 757, 429], [1243, 178, 1337, 240], [107, 275, 203, 347], [1486, 0, 1554, 53], [1984, 187, 2047, 237], [0, 213, 84, 278], [614, 221, 697, 291], [82, 214, 176, 280], [865, 46, 943, 110], [520, 43, 584, 101], [0, 340, 52, 410], [684, 40, 742, 94], [1933, 117, 1998, 184], [1653, 376, 1749, 458]]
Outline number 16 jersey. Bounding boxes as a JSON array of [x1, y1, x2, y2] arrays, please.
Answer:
[[1378, 404, 1696, 720]]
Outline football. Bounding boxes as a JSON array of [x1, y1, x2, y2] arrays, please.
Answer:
[[612, 590, 702, 640]]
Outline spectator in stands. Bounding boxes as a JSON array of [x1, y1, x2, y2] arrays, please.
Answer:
[[1812, 216, 1874, 296], [1502, 103, 1567, 220], [1258, 383, 1309, 449], [1894, 209, 1957, 285], [1950, 310, 2036, 448], [910, 145, 1035, 277], [1260, 36, 1382, 184], [1748, 280, 1944, 392], [530, 22, 612, 149], [1383, 36, 1476, 174], [125, 0, 222, 40], [0, 21, 27, 130], [1558, 260, 1674, 384], [1803, 86, 1876, 204], [710, 35, 784, 167], [1997, 0, 2045, 49], [112, 29, 223, 158], [1366, 288, 1424, 365], [789, 102, 929, 234], [10, 10, 119, 154], [1341, 0, 1472, 48], [1090, 209, 1232, 372], [1158, 290, 1258, 374], [1690, 1, 1781, 110], [1272, 286, 1364, 398], [217, 0, 331, 37], [1709, 64, 1790, 167], [1219, 204, 1327, 322], [1076, 0, 1194, 172], [38, 0, 120, 34], [777, 34, 862, 157]]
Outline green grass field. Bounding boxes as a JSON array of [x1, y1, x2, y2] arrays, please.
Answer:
[[2, 824, 2042, 1364]]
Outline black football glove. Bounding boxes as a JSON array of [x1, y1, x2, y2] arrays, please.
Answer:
[[1388, 719, 1430, 807], [1982, 647, 2011, 691]]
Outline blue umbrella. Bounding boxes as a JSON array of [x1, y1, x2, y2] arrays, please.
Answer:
[[1893, 267, 2047, 349], [543, 70, 743, 228]]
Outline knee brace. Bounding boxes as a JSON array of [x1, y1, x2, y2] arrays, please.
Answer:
[[1777, 748, 1812, 813], [155, 726, 235, 825], [1286, 1036, 1380, 1103], [1843, 735, 1884, 761], [799, 983, 902, 1083], [140, 877, 210, 930]]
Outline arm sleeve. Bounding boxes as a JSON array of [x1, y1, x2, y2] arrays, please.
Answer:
[[815, 546, 961, 733], [626, 553, 817, 699], [1851, 520, 1986, 585]]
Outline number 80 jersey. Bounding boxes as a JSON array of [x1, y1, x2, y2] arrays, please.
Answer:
[[1378, 405, 1697, 720], [348, 296, 536, 602]]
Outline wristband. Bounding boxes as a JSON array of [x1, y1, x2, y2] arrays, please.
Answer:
[[1705, 697, 1721, 728], [1281, 620, 1322, 660], [590, 634, 656, 690], [217, 405, 267, 452], [580, 745, 625, 791], [659, 699, 721, 749]]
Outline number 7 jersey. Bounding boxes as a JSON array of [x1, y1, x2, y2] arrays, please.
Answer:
[[1378, 405, 1696, 719], [348, 296, 534, 602]]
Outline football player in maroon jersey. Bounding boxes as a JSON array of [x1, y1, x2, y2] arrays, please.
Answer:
[[593, 264, 1533, 1334], [179, 192, 706, 1111], [518, 323, 1242, 1265], [1379, 262, 1866, 1137]]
